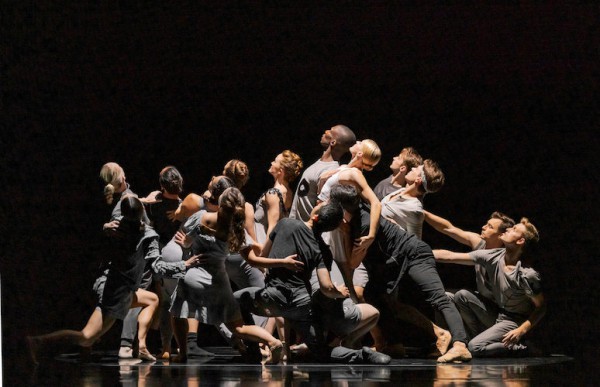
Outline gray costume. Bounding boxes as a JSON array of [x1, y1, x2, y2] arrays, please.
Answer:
[[289, 159, 339, 221], [459, 248, 542, 357], [373, 175, 400, 200]]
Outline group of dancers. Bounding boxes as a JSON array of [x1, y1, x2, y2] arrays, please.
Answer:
[[27, 124, 545, 365]]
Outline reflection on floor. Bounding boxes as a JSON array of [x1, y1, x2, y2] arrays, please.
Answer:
[[25, 347, 576, 386]]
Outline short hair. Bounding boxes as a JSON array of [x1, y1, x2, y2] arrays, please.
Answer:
[[330, 184, 360, 214], [223, 159, 249, 189], [313, 201, 344, 233], [361, 139, 382, 165], [121, 196, 144, 222], [207, 176, 236, 206], [421, 159, 445, 194], [400, 147, 423, 171], [280, 150, 304, 182], [519, 217, 540, 245], [490, 211, 515, 233], [334, 125, 357, 149], [100, 162, 125, 205], [218, 187, 246, 252], [159, 166, 183, 194]]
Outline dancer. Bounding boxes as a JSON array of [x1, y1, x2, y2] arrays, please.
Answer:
[[169, 188, 284, 363], [316, 139, 382, 301], [236, 201, 391, 365], [373, 147, 423, 200], [379, 159, 445, 240], [333, 185, 472, 363], [254, 150, 303, 244], [289, 124, 356, 221], [28, 197, 160, 363], [433, 218, 545, 357]]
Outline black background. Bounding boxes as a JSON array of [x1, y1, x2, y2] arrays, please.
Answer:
[[3, 3, 599, 381]]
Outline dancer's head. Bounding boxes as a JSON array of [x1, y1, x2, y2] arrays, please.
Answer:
[[120, 195, 145, 224], [100, 162, 126, 205], [159, 166, 183, 195], [481, 212, 515, 243], [405, 159, 445, 195], [269, 150, 304, 183], [390, 147, 423, 175], [223, 159, 250, 189], [321, 124, 357, 159], [311, 201, 344, 234], [500, 217, 540, 250], [330, 184, 360, 215], [349, 139, 381, 171], [205, 175, 236, 206]]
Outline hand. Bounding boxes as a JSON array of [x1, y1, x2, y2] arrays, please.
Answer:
[[353, 235, 374, 253], [502, 327, 525, 347], [139, 190, 163, 204], [281, 254, 304, 272], [103, 220, 121, 237], [185, 254, 205, 268], [334, 282, 350, 298], [174, 230, 193, 249]]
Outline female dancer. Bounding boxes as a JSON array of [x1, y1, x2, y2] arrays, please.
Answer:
[[316, 139, 382, 301], [28, 197, 160, 363], [169, 188, 285, 364], [254, 150, 303, 244]]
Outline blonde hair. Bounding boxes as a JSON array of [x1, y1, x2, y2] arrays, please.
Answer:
[[217, 187, 247, 252], [223, 159, 249, 189], [520, 217, 540, 244], [280, 150, 304, 182], [99, 162, 124, 205], [421, 159, 445, 194], [361, 139, 382, 165]]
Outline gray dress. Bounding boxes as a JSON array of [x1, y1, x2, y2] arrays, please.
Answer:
[[170, 211, 241, 325]]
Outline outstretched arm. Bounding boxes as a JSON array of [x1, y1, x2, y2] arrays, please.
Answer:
[[424, 210, 483, 249], [502, 292, 546, 347], [433, 249, 475, 266], [240, 243, 304, 272]]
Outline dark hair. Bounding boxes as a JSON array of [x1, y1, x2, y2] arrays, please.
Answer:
[[217, 187, 246, 252], [330, 184, 360, 214], [313, 201, 344, 234], [208, 176, 236, 205], [160, 166, 183, 194], [490, 211, 515, 233], [121, 196, 145, 222]]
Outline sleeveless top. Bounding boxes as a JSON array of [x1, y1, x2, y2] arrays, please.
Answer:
[[254, 187, 289, 243]]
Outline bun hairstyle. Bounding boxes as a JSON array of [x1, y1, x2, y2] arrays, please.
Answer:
[[100, 162, 125, 205], [207, 176, 236, 206], [280, 150, 304, 183], [159, 166, 183, 195], [217, 187, 246, 252], [223, 159, 250, 189], [360, 139, 382, 165]]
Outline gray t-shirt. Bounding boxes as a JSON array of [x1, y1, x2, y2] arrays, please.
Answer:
[[373, 175, 400, 200], [289, 159, 339, 221], [469, 248, 542, 316], [472, 239, 495, 300]]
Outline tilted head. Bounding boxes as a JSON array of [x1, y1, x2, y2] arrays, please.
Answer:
[[390, 147, 423, 175], [349, 139, 382, 171], [312, 201, 344, 234], [500, 217, 540, 249], [223, 159, 250, 189], [217, 187, 247, 252], [100, 162, 126, 205], [205, 175, 236, 206], [270, 150, 304, 183], [406, 159, 445, 194], [159, 166, 184, 195], [481, 211, 515, 245]]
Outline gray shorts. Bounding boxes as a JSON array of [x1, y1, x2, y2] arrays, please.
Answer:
[[353, 263, 369, 288], [314, 293, 362, 336]]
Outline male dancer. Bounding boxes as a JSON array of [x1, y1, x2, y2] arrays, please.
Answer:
[[433, 218, 545, 357], [289, 124, 356, 221], [373, 147, 422, 200]]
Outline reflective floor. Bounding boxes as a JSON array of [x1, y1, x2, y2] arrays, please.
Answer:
[[15, 347, 582, 386]]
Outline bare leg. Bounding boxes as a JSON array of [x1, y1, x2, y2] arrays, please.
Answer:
[[28, 308, 116, 364], [131, 289, 159, 361], [341, 304, 380, 349], [225, 319, 283, 364]]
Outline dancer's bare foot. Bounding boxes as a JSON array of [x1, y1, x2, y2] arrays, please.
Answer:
[[435, 329, 452, 356], [266, 340, 283, 365], [138, 347, 156, 362], [436, 343, 472, 363]]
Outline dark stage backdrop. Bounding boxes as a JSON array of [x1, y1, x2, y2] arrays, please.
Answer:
[[3, 3, 599, 380]]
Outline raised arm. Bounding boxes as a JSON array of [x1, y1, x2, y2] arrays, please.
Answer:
[[432, 249, 475, 266], [424, 210, 482, 249], [502, 292, 546, 347]]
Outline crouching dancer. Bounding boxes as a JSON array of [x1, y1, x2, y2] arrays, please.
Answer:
[[236, 201, 391, 365]]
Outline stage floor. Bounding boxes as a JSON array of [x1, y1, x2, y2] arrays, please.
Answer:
[[18, 347, 582, 386]]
